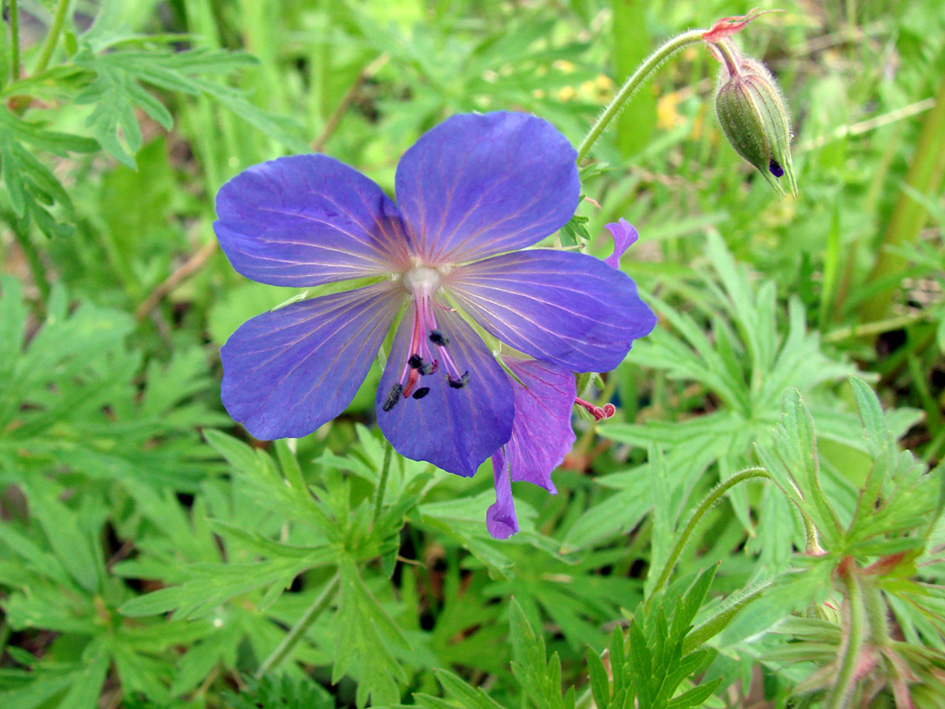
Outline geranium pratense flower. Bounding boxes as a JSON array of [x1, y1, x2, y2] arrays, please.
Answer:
[[214, 111, 656, 490]]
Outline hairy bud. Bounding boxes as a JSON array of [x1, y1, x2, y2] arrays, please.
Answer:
[[715, 47, 797, 197]]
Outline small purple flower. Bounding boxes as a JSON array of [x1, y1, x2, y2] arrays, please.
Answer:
[[604, 218, 639, 269], [214, 111, 656, 485], [487, 358, 576, 539]]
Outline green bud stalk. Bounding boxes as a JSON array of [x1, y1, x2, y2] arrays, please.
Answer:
[[714, 40, 798, 197]]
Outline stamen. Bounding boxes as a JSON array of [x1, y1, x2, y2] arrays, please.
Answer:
[[412, 387, 431, 400], [448, 371, 470, 389], [429, 329, 450, 346], [575, 397, 615, 421], [408, 354, 424, 369], [419, 360, 437, 376], [383, 383, 404, 412]]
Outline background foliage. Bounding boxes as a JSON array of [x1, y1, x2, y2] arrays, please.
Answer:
[[1, 0, 944, 707]]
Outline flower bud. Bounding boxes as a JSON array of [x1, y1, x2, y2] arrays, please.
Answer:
[[715, 51, 797, 197]]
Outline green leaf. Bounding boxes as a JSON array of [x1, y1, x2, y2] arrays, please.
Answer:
[[332, 560, 409, 707], [433, 669, 507, 709], [665, 679, 722, 709], [587, 647, 611, 709], [224, 674, 334, 709], [118, 555, 325, 619], [0, 110, 96, 236], [73, 44, 307, 166]]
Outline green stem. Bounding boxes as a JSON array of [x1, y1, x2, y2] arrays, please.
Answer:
[[576, 28, 706, 163], [823, 310, 934, 343], [8, 215, 50, 302], [32, 0, 71, 75], [372, 443, 393, 524], [255, 573, 340, 678], [824, 566, 867, 709], [8, 0, 19, 81], [713, 38, 741, 77], [646, 468, 771, 607]]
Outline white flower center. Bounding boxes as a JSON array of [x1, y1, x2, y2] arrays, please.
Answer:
[[402, 266, 443, 297]]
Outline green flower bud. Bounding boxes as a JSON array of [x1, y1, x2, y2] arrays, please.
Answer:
[[715, 50, 798, 197]]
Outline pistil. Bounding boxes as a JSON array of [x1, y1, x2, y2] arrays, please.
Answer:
[[382, 266, 474, 411]]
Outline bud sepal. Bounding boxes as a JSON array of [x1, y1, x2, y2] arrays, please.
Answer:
[[714, 42, 798, 197]]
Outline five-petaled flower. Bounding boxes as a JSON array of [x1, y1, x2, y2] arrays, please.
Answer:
[[214, 111, 656, 537]]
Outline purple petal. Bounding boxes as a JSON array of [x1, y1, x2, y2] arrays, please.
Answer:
[[376, 304, 514, 477], [487, 455, 518, 539], [395, 112, 579, 266], [499, 359, 576, 493], [604, 218, 639, 269], [215, 155, 411, 287], [448, 250, 657, 372], [221, 284, 402, 440]]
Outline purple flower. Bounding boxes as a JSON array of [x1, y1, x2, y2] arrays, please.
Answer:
[[214, 111, 656, 484], [604, 218, 639, 269], [487, 358, 576, 539]]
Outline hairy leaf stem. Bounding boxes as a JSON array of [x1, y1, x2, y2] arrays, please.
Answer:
[[647, 468, 772, 608], [576, 28, 706, 163], [32, 0, 70, 75], [255, 573, 340, 678]]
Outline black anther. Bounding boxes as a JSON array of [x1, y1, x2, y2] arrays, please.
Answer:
[[382, 383, 404, 412], [447, 371, 470, 389]]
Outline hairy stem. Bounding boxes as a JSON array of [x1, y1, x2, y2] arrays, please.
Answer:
[[824, 564, 867, 709], [576, 28, 706, 163], [32, 0, 71, 75], [647, 468, 772, 607], [255, 574, 340, 678]]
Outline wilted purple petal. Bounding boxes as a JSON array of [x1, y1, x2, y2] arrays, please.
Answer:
[[395, 112, 579, 266], [448, 249, 657, 372], [376, 303, 514, 477], [215, 155, 411, 287], [221, 284, 403, 440], [487, 455, 518, 539], [604, 218, 639, 269], [499, 359, 576, 493]]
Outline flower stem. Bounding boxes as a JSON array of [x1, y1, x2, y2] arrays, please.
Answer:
[[372, 442, 393, 524], [8, 0, 20, 82], [255, 573, 340, 678], [32, 0, 70, 75], [646, 468, 771, 608], [824, 563, 867, 709], [576, 28, 706, 163]]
